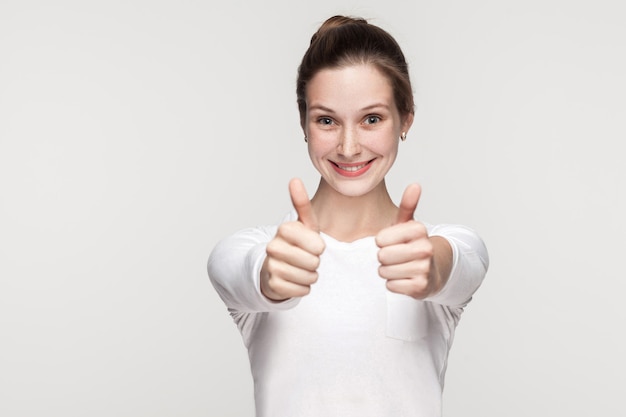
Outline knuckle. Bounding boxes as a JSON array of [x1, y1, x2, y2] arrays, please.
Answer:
[[299, 285, 312, 297], [408, 240, 433, 259], [377, 248, 389, 265], [423, 239, 434, 254], [277, 222, 298, 239], [311, 240, 325, 256], [407, 244, 421, 259], [267, 276, 282, 293], [268, 259, 291, 280], [310, 255, 321, 270], [317, 239, 326, 254], [378, 265, 388, 278], [413, 259, 431, 275], [265, 239, 277, 256], [265, 257, 278, 274], [408, 277, 429, 298], [276, 223, 289, 236], [266, 239, 283, 257], [408, 221, 427, 236]]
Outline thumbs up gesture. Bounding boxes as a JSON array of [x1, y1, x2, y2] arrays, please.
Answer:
[[375, 184, 450, 299], [260, 178, 326, 301]]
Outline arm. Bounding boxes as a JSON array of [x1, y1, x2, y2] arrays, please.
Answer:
[[376, 184, 488, 305], [207, 179, 324, 312], [259, 179, 325, 302], [425, 224, 489, 307], [426, 235, 454, 296], [207, 225, 301, 313]]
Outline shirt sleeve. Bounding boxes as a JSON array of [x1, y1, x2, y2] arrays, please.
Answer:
[[425, 224, 490, 308], [207, 225, 301, 313]]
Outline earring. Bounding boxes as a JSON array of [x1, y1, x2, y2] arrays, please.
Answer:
[[400, 132, 407, 141], [304, 136, 308, 143]]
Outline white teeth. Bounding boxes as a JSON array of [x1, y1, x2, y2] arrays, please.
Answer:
[[338, 163, 367, 172]]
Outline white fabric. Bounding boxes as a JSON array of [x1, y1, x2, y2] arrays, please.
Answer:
[[207, 210, 489, 417]]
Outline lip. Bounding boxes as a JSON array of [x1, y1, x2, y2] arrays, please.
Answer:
[[330, 159, 375, 177]]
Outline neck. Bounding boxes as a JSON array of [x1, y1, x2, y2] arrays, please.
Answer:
[[310, 178, 397, 242]]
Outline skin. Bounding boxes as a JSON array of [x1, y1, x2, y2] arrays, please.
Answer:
[[260, 64, 452, 301]]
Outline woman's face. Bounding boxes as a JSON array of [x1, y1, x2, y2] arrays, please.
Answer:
[[304, 64, 413, 198]]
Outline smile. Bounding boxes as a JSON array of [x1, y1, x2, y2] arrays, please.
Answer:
[[330, 159, 375, 177], [338, 162, 367, 171]]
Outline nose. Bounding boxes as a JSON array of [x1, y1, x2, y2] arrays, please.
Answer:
[[337, 127, 361, 157]]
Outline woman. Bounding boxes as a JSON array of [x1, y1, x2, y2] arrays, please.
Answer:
[[208, 15, 489, 417]]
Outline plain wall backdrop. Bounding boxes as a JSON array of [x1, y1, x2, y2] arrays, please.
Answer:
[[1, 0, 624, 416]]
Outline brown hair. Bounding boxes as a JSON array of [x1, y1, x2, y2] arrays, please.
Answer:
[[296, 15, 414, 126]]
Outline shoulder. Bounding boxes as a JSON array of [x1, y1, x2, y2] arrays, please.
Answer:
[[213, 210, 296, 249]]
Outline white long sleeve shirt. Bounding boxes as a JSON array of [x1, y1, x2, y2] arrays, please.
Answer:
[[208, 210, 489, 417]]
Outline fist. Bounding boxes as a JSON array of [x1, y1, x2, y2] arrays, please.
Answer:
[[261, 178, 325, 301], [375, 184, 438, 299]]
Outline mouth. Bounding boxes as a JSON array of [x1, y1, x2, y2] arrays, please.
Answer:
[[330, 159, 375, 177]]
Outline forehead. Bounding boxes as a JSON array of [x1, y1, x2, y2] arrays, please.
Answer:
[[306, 64, 395, 109]]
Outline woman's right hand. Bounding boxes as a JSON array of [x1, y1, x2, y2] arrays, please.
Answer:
[[260, 178, 326, 301]]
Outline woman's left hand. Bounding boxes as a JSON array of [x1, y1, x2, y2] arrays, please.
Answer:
[[375, 184, 451, 299]]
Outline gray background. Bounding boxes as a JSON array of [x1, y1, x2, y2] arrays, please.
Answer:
[[1, 0, 624, 416]]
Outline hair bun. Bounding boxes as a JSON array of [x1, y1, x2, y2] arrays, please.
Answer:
[[297, 14, 414, 122], [310, 15, 368, 45]]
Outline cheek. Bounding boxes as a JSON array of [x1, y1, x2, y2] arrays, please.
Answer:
[[307, 138, 335, 158], [307, 142, 326, 168], [364, 135, 399, 156]]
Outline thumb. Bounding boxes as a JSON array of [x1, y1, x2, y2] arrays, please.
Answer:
[[289, 178, 319, 230], [395, 183, 422, 224]]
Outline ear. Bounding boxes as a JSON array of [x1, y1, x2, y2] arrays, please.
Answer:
[[299, 103, 308, 132], [401, 111, 414, 134], [300, 115, 308, 137]]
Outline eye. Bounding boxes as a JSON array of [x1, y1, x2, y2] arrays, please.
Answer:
[[317, 117, 334, 126], [364, 115, 381, 125]]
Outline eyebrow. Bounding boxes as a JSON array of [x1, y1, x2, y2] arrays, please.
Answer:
[[361, 103, 391, 112], [308, 103, 391, 113], [308, 104, 335, 113]]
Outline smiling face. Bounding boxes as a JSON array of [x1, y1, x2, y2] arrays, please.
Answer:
[[303, 64, 413, 198]]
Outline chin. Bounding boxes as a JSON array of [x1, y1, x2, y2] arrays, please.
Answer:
[[328, 180, 380, 198]]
